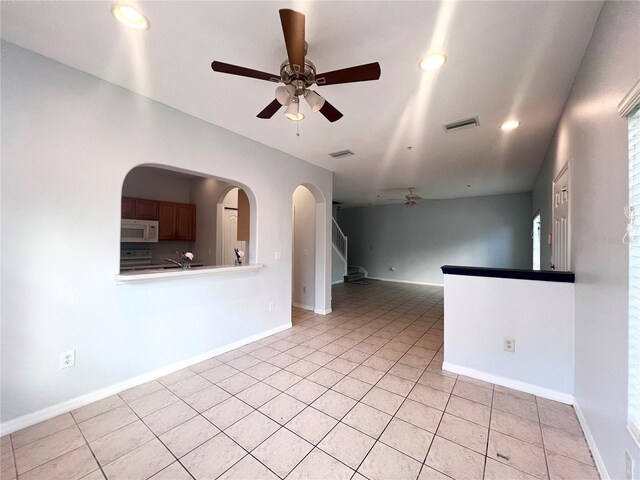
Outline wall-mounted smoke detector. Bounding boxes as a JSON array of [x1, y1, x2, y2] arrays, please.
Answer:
[[443, 116, 479, 132], [329, 149, 355, 159]]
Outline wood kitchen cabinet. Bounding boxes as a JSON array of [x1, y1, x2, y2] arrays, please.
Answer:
[[122, 196, 195, 240], [121, 197, 158, 220], [158, 202, 176, 240], [135, 198, 158, 220], [121, 197, 135, 219], [176, 204, 196, 241], [237, 189, 250, 241], [158, 201, 196, 241]]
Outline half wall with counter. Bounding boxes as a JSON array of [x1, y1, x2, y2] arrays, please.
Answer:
[[441, 265, 575, 403]]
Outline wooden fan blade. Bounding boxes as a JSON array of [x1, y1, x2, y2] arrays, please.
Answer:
[[279, 9, 305, 75], [316, 62, 381, 86], [211, 61, 280, 83], [257, 99, 282, 119], [319, 98, 343, 122]]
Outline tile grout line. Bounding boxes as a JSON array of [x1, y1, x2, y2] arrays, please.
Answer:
[[13, 285, 523, 480], [206, 297, 442, 478], [68, 409, 111, 480], [9, 430, 18, 480]]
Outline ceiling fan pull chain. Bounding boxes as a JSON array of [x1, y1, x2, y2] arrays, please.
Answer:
[[296, 120, 300, 137]]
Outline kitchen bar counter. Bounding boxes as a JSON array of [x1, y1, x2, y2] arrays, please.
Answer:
[[441, 264, 575, 403], [120, 263, 205, 271], [116, 264, 263, 284], [441, 265, 575, 283]]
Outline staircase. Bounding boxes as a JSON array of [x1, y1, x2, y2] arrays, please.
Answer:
[[332, 218, 348, 281], [344, 265, 366, 283], [332, 218, 369, 284]]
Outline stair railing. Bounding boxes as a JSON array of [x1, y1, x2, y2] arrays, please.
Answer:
[[332, 218, 348, 268]]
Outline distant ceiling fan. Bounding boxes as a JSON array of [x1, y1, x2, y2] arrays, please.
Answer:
[[210, 9, 381, 122], [405, 188, 423, 207]]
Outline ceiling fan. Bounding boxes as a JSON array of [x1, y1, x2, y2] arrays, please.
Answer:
[[405, 188, 423, 207], [211, 9, 381, 122]]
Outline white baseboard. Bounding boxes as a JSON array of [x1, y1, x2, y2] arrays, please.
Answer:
[[368, 277, 444, 287], [315, 308, 332, 315], [442, 361, 575, 405], [0, 323, 291, 435], [332, 279, 344, 285], [293, 303, 314, 311], [574, 401, 610, 480]]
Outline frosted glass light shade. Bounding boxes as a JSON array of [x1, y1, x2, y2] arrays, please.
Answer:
[[305, 90, 325, 112], [276, 85, 296, 106]]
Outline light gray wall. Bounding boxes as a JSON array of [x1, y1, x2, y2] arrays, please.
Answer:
[[338, 193, 532, 285], [531, 2, 640, 477], [122, 166, 191, 204], [292, 186, 316, 309], [189, 177, 234, 266], [0, 42, 332, 424]]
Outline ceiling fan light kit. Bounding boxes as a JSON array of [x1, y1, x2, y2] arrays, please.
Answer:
[[284, 99, 304, 122], [275, 85, 296, 106], [305, 90, 325, 112], [211, 9, 381, 123]]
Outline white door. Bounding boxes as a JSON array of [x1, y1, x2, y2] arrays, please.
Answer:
[[222, 208, 245, 265], [552, 166, 570, 271]]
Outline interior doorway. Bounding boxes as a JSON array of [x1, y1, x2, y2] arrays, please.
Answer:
[[532, 212, 541, 270], [216, 187, 250, 265], [292, 186, 317, 311], [552, 164, 570, 271]]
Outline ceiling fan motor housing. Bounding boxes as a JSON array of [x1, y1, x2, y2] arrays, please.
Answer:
[[280, 59, 317, 95]]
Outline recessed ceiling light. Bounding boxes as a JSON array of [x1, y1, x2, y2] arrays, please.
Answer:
[[419, 53, 447, 71], [111, 5, 150, 30], [500, 120, 520, 130]]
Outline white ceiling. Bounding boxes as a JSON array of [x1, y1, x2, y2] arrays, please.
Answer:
[[1, 1, 602, 205]]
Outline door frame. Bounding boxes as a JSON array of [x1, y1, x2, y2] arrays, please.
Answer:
[[216, 187, 240, 265], [290, 183, 331, 315], [551, 160, 571, 270]]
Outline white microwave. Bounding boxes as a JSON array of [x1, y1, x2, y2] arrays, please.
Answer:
[[121, 219, 159, 243]]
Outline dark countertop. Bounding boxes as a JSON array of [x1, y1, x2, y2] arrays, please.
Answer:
[[441, 265, 575, 283]]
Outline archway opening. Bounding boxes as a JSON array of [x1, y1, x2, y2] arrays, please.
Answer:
[[292, 185, 317, 312], [120, 165, 254, 271], [216, 187, 251, 265]]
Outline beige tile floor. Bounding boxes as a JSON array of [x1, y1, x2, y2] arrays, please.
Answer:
[[1, 281, 599, 480]]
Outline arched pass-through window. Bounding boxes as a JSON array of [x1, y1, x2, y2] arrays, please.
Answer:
[[119, 165, 254, 273]]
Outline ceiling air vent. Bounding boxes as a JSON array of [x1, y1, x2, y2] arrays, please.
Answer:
[[329, 149, 355, 159], [443, 116, 479, 132]]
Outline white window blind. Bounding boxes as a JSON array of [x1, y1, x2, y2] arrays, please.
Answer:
[[628, 105, 640, 443]]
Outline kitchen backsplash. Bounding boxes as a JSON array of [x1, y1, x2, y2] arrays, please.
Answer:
[[121, 241, 194, 264]]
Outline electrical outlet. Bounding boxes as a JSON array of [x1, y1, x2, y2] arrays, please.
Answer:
[[626, 449, 634, 480], [503, 337, 515, 353], [60, 350, 75, 369], [268, 302, 274, 312], [275, 251, 282, 260]]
